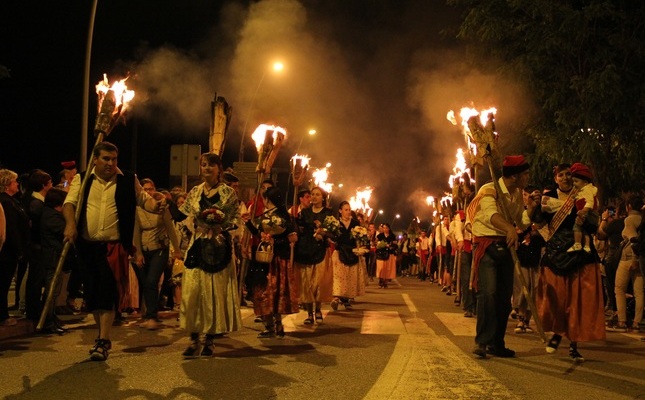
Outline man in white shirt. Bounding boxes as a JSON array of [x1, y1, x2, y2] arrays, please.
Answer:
[[63, 141, 163, 361], [470, 155, 534, 359]]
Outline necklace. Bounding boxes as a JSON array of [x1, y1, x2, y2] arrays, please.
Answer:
[[203, 182, 220, 195]]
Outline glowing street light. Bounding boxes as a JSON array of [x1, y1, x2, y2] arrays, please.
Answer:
[[238, 61, 285, 162]]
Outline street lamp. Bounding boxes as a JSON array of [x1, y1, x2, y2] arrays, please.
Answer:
[[238, 61, 284, 162]]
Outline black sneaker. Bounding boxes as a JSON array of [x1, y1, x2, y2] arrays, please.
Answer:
[[486, 346, 515, 358], [569, 347, 585, 362], [473, 344, 487, 359]]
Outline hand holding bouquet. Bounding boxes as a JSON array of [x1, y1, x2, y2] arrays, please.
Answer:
[[320, 215, 341, 236], [200, 207, 226, 227], [351, 225, 370, 247], [260, 214, 287, 236]]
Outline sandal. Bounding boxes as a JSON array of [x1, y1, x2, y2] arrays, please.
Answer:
[[183, 333, 200, 358], [304, 314, 314, 325], [201, 335, 215, 357], [545, 334, 562, 354], [89, 339, 111, 361], [314, 310, 323, 322]]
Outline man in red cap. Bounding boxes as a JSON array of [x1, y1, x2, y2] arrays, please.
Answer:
[[59, 161, 77, 192], [469, 154, 536, 358], [567, 162, 598, 253]]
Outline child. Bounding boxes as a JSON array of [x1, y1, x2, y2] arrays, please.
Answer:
[[567, 162, 599, 253]]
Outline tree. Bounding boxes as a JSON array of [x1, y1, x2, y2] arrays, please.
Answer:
[[448, 0, 645, 200]]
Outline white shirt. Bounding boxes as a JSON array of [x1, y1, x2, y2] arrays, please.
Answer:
[[472, 178, 530, 237], [64, 168, 149, 241]]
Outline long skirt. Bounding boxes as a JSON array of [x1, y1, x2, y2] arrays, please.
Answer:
[[253, 257, 300, 316], [180, 261, 242, 335], [376, 254, 396, 280], [332, 251, 366, 298], [297, 252, 333, 304], [536, 262, 606, 342]]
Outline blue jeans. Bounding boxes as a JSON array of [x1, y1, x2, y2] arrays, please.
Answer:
[[474, 243, 514, 347], [138, 248, 169, 320]]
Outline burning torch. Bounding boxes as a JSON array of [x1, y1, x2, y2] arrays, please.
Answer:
[[37, 75, 134, 331]]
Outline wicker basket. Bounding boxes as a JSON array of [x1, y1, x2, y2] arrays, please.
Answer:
[[255, 241, 274, 263]]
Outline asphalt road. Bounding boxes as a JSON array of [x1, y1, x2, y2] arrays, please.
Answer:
[[1, 277, 644, 400]]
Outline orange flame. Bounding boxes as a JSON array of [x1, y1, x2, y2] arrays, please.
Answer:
[[96, 74, 134, 112], [349, 186, 373, 218], [251, 124, 287, 151], [312, 164, 333, 193], [447, 106, 497, 158]]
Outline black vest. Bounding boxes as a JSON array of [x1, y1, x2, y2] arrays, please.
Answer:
[[79, 171, 137, 250]]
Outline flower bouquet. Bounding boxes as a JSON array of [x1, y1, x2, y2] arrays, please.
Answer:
[[199, 207, 226, 226], [351, 225, 370, 254], [260, 213, 287, 236], [320, 215, 341, 236]]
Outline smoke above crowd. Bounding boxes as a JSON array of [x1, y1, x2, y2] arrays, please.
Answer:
[[124, 0, 535, 223]]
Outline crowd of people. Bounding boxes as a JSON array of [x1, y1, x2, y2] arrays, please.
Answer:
[[1, 148, 644, 364]]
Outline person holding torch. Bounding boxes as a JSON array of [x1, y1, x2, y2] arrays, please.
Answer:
[[63, 141, 166, 361], [470, 155, 534, 359]]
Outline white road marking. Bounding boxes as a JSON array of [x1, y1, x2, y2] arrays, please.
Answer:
[[361, 311, 406, 335], [401, 293, 418, 313], [435, 311, 476, 337], [363, 317, 518, 400]]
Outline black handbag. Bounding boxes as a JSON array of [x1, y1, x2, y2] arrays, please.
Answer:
[[542, 229, 591, 276], [338, 245, 359, 266], [184, 232, 232, 274], [375, 248, 390, 261]]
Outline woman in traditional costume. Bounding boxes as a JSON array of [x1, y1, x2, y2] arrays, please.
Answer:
[[375, 223, 397, 288], [533, 163, 605, 362]]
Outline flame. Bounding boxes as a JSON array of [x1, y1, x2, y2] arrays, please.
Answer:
[[251, 124, 287, 151], [447, 106, 497, 158], [312, 164, 333, 193], [426, 196, 435, 206], [96, 74, 134, 112], [349, 186, 373, 218], [290, 154, 310, 168]]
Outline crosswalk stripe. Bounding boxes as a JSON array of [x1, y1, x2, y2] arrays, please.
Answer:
[[361, 311, 406, 335], [435, 311, 476, 336]]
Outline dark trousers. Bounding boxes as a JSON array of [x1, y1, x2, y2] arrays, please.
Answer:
[[0, 255, 18, 320], [459, 251, 476, 313], [366, 252, 376, 278], [76, 240, 118, 312], [25, 246, 45, 320], [475, 245, 514, 347]]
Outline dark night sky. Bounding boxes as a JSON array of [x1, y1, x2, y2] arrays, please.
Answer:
[[0, 0, 535, 228]]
